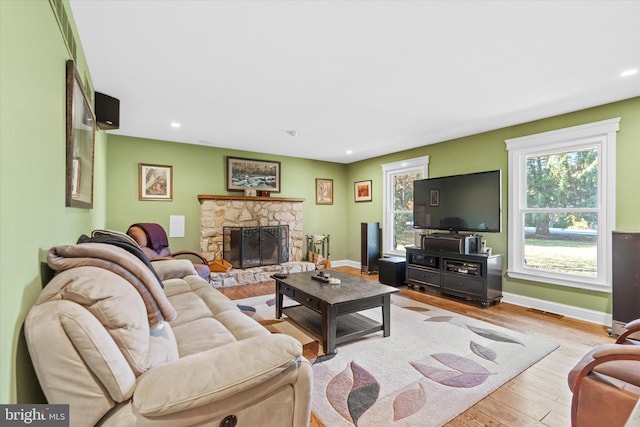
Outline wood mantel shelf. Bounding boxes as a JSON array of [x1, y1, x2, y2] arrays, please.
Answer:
[[198, 194, 305, 203]]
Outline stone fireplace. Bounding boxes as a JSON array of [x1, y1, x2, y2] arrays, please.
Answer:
[[198, 195, 305, 265]]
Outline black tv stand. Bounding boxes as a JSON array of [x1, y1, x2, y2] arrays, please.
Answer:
[[405, 247, 502, 308]]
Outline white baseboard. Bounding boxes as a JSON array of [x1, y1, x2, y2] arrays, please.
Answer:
[[330, 259, 360, 268], [331, 259, 611, 327], [502, 292, 611, 327]]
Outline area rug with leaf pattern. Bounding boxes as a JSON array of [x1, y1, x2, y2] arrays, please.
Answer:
[[237, 293, 559, 427]]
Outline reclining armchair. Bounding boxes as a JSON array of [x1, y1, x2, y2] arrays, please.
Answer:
[[26, 241, 312, 427], [568, 319, 640, 427], [127, 222, 211, 281]]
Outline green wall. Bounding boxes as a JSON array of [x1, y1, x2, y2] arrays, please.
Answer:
[[105, 136, 349, 259], [108, 97, 639, 317], [346, 97, 640, 313], [0, 0, 107, 403]]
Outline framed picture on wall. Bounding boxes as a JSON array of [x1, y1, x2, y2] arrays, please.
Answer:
[[316, 178, 333, 205], [354, 180, 372, 202], [139, 163, 173, 200], [226, 157, 281, 193], [65, 60, 96, 208]]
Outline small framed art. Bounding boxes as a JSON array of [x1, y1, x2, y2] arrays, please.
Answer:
[[316, 178, 333, 205], [354, 180, 372, 202], [139, 163, 173, 200]]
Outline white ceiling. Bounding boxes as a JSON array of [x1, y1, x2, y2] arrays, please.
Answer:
[[69, 0, 640, 164]]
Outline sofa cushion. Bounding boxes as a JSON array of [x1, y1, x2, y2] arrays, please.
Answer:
[[594, 361, 640, 388], [167, 289, 221, 326], [37, 266, 179, 376], [172, 318, 237, 357], [163, 274, 269, 356]]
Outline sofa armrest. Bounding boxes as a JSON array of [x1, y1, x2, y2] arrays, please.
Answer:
[[571, 343, 640, 392], [616, 318, 640, 344], [133, 334, 303, 416], [171, 250, 209, 265], [151, 259, 198, 281], [626, 318, 640, 331], [592, 343, 640, 359]]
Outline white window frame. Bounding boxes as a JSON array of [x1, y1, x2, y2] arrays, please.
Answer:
[[505, 118, 619, 292], [381, 156, 429, 256]]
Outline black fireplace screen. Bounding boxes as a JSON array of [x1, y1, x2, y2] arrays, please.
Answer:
[[223, 225, 289, 269]]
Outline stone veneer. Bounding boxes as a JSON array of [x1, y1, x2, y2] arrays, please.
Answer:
[[198, 195, 310, 287], [199, 195, 305, 265]]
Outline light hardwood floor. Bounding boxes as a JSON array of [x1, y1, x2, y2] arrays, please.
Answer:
[[218, 266, 614, 427]]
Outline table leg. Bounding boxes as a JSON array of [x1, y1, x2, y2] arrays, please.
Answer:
[[322, 303, 337, 355], [382, 294, 391, 337], [276, 282, 283, 319]]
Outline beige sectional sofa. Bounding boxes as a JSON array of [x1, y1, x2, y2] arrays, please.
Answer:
[[25, 243, 312, 426]]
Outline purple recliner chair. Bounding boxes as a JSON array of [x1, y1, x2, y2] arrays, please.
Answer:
[[127, 222, 211, 281]]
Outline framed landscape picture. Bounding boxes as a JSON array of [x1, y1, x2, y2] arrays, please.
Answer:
[[354, 179, 372, 202], [139, 163, 173, 200], [227, 157, 281, 192], [316, 178, 333, 205]]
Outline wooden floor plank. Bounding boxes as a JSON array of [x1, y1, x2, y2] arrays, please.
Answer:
[[447, 406, 507, 426], [471, 394, 548, 427], [540, 408, 571, 427], [218, 266, 612, 426]]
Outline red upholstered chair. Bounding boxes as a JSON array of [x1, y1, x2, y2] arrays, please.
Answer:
[[127, 223, 211, 281], [568, 319, 640, 427]]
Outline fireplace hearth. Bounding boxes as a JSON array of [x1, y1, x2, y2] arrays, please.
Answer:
[[223, 225, 289, 269]]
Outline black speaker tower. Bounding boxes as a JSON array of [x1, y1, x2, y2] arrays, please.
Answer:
[[361, 222, 380, 274], [612, 231, 640, 336]]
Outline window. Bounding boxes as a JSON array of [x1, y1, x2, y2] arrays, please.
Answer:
[[505, 118, 619, 292], [381, 156, 429, 256]]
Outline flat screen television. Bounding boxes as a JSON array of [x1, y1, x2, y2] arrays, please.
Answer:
[[413, 170, 502, 233]]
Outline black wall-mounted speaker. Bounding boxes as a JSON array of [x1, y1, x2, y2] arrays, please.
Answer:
[[95, 91, 120, 130]]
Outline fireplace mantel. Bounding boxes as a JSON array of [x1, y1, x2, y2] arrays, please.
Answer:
[[198, 194, 305, 203]]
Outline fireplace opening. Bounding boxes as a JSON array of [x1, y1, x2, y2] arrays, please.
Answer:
[[223, 225, 289, 269]]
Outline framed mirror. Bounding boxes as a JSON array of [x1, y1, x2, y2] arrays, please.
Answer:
[[65, 60, 96, 208]]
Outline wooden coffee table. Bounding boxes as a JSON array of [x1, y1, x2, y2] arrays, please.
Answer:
[[275, 270, 398, 357]]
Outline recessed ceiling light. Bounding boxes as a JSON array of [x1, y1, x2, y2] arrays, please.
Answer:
[[620, 68, 638, 77], [346, 150, 353, 155], [171, 122, 181, 128]]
